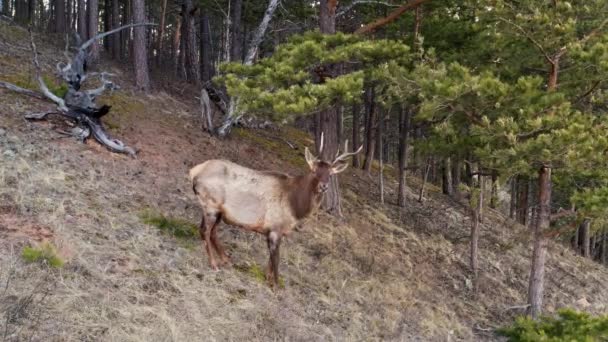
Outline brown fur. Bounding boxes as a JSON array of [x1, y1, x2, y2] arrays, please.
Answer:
[[189, 144, 360, 287]]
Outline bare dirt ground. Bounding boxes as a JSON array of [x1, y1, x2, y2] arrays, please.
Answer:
[[1, 21, 608, 341]]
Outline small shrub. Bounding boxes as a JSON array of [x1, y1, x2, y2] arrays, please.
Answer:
[[139, 210, 198, 239], [21, 243, 64, 268], [498, 309, 608, 341]]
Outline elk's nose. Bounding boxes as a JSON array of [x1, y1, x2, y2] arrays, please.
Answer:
[[320, 184, 329, 193]]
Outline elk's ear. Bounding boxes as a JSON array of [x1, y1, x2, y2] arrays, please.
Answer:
[[331, 160, 349, 174], [304, 147, 317, 170]]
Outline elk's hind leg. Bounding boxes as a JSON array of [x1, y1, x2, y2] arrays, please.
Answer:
[[199, 212, 219, 271], [266, 231, 282, 288], [210, 213, 231, 267]]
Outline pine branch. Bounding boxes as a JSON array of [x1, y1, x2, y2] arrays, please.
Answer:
[[355, 0, 431, 35]]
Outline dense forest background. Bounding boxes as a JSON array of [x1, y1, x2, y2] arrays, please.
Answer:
[[1, 0, 608, 339]]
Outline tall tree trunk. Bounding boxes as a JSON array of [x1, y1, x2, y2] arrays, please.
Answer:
[[363, 86, 376, 172], [28, 0, 36, 25], [490, 171, 498, 209], [103, 0, 110, 51], [377, 110, 384, 204], [66, 0, 72, 33], [77, 0, 86, 40], [509, 177, 517, 219], [581, 219, 591, 258], [351, 103, 361, 168], [418, 157, 431, 202], [317, 0, 341, 216], [172, 16, 182, 76], [155, 0, 167, 65], [230, 0, 243, 62], [88, 0, 99, 62], [517, 176, 529, 226], [200, 11, 213, 83], [471, 176, 483, 295], [452, 158, 462, 200], [132, 0, 149, 91], [111, 0, 120, 59], [181, 0, 199, 84], [55, 0, 66, 33], [573, 225, 580, 253], [121, 0, 131, 61], [527, 166, 551, 318], [442, 157, 452, 196], [2, 0, 9, 16], [243, 0, 279, 64], [398, 106, 410, 207], [602, 230, 607, 265]]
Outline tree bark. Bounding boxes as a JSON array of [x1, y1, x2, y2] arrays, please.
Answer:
[[418, 157, 431, 202], [602, 230, 607, 265], [452, 158, 462, 200], [103, 0, 110, 51], [172, 16, 181, 76], [581, 219, 591, 258], [527, 166, 551, 319], [121, 0, 131, 60], [78, 0, 87, 40], [28, 0, 36, 26], [355, 0, 431, 34], [244, 0, 279, 64], [517, 176, 529, 226], [199, 11, 213, 83], [88, 0, 99, 62], [442, 157, 453, 196], [132, 0, 149, 91], [230, 0, 243, 62], [110, 0, 120, 59], [509, 177, 517, 219], [573, 225, 580, 253], [377, 110, 384, 204], [181, 0, 199, 84], [2, 0, 9, 16], [363, 86, 376, 172], [398, 106, 410, 207], [155, 0, 167, 65], [471, 176, 483, 295], [490, 171, 498, 209], [352, 103, 361, 168], [317, 0, 342, 216]]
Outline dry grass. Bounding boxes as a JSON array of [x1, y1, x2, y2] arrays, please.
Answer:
[[1, 21, 608, 341]]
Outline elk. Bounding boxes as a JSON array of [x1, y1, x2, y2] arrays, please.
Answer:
[[189, 135, 362, 287]]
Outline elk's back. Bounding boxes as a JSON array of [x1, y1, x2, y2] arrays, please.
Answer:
[[190, 160, 295, 231]]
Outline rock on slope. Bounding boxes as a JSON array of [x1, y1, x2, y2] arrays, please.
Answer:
[[1, 21, 607, 341]]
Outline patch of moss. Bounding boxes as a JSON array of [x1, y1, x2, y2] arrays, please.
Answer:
[[100, 93, 145, 119], [3, 72, 67, 98], [139, 209, 198, 240], [21, 243, 64, 268], [234, 263, 285, 288]]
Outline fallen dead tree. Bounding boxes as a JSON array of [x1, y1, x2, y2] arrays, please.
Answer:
[[0, 24, 154, 157]]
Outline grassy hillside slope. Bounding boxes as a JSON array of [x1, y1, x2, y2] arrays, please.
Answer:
[[1, 22, 607, 341]]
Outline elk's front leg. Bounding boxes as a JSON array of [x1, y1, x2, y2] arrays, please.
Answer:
[[266, 231, 282, 288], [199, 213, 219, 271]]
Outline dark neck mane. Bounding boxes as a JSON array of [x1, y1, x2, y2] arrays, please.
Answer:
[[287, 173, 321, 220]]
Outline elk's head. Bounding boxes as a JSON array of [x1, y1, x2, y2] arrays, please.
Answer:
[[304, 133, 363, 194]]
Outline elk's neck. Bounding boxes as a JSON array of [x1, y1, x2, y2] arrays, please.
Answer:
[[288, 173, 322, 220]]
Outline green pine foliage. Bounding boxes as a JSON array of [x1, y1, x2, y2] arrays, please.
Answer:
[[498, 309, 608, 341], [216, 31, 412, 121]]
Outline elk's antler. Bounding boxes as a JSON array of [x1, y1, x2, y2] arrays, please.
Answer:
[[318, 132, 324, 154], [333, 139, 363, 164]]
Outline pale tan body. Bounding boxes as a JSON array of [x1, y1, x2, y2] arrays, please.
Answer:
[[189, 160, 301, 235]]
